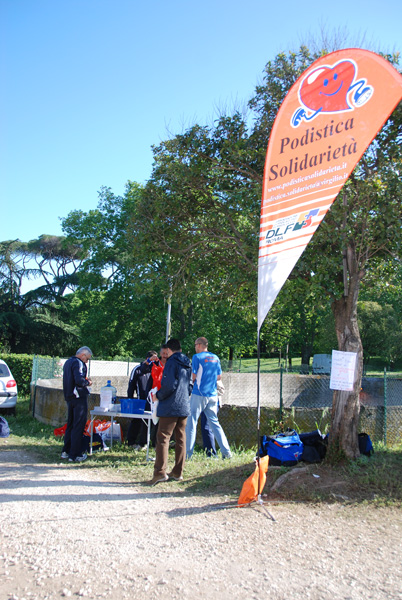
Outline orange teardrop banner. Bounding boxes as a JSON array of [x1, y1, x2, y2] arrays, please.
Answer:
[[258, 49, 402, 330]]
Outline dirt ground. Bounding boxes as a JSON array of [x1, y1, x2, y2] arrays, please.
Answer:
[[1, 443, 401, 600]]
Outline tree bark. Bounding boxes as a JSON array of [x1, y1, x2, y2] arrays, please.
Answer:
[[330, 243, 364, 459], [300, 344, 312, 366], [228, 347, 234, 369]]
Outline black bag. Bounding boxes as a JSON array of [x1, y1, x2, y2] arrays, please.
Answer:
[[299, 429, 328, 463], [260, 430, 304, 466], [81, 433, 104, 454], [358, 432, 374, 456]]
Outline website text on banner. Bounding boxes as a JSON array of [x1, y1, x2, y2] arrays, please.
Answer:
[[258, 49, 402, 330]]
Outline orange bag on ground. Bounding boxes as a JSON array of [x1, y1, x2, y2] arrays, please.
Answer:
[[238, 455, 269, 506], [84, 419, 107, 436]]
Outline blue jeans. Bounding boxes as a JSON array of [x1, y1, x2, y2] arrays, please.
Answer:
[[186, 394, 231, 458]]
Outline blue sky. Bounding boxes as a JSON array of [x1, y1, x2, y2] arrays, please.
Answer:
[[1, 0, 401, 243]]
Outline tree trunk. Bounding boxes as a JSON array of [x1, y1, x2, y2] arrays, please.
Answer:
[[228, 347, 234, 370], [177, 309, 186, 340], [300, 344, 311, 366], [330, 243, 364, 459]]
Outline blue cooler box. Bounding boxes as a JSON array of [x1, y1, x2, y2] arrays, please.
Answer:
[[120, 398, 146, 414]]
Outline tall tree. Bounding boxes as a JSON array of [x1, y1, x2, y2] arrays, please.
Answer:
[[290, 74, 402, 455], [61, 183, 259, 357], [133, 46, 402, 457], [0, 237, 84, 353]]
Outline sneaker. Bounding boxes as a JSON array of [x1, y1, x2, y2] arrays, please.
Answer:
[[69, 453, 87, 463], [222, 453, 232, 460], [148, 474, 169, 486], [60, 452, 69, 459], [167, 473, 183, 481], [132, 444, 142, 451]]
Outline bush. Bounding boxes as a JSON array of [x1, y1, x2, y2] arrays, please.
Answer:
[[0, 353, 34, 396]]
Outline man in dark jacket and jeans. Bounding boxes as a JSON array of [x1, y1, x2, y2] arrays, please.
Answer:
[[62, 346, 93, 462], [149, 338, 191, 486]]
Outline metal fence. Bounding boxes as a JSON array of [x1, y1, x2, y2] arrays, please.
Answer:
[[31, 357, 402, 447]]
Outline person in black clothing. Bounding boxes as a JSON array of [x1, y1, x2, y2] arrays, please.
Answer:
[[62, 346, 93, 462], [126, 350, 158, 447]]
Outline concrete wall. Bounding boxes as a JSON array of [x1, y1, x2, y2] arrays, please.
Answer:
[[31, 372, 401, 446]]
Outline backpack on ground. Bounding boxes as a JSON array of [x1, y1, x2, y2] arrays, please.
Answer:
[[358, 432, 374, 456], [0, 416, 10, 438], [259, 429, 304, 466], [81, 432, 105, 454], [299, 429, 328, 463]]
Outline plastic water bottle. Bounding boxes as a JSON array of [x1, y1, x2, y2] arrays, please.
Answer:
[[109, 380, 117, 404], [100, 380, 117, 408]]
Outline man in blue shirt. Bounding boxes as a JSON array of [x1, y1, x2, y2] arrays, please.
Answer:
[[186, 337, 232, 459]]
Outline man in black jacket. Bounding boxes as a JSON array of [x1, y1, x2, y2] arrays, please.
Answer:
[[62, 346, 92, 462], [126, 350, 158, 448], [149, 338, 191, 486]]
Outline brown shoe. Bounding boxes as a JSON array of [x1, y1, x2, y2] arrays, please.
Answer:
[[167, 473, 183, 481], [148, 474, 169, 486]]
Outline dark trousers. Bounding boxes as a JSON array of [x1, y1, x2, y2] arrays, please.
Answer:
[[127, 420, 158, 447], [154, 416, 187, 478], [201, 411, 217, 455], [127, 399, 157, 446], [62, 396, 88, 459]]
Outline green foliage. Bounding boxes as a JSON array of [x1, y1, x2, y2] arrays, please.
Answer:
[[0, 236, 83, 355], [260, 278, 334, 363], [357, 301, 402, 364], [315, 407, 331, 435], [65, 287, 168, 358], [0, 353, 33, 395]]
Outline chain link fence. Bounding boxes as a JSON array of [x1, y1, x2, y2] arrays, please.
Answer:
[[31, 357, 401, 448]]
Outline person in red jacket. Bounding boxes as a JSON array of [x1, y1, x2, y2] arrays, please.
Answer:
[[151, 344, 169, 390]]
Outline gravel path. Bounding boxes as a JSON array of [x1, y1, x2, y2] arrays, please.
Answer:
[[1, 445, 401, 600]]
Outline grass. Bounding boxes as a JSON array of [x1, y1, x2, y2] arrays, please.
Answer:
[[344, 443, 402, 505], [264, 447, 402, 507], [236, 356, 402, 376], [2, 398, 402, 506]]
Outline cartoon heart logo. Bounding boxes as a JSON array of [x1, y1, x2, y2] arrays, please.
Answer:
[[299, 60, 356, 113]]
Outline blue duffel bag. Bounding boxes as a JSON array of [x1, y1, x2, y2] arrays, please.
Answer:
[[259, 429, 304, 466], [0, 416, 10, 438]]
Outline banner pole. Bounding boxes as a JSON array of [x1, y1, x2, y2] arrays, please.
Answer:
[[257, 327, 262, 502], [257, 328, 261, 449], [165, 282, 172, 343]]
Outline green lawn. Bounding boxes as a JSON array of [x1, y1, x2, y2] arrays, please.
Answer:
[[230, 356, 402, 376]]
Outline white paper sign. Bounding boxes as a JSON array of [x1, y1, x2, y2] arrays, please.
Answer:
[[329, 350, 358, 391]]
